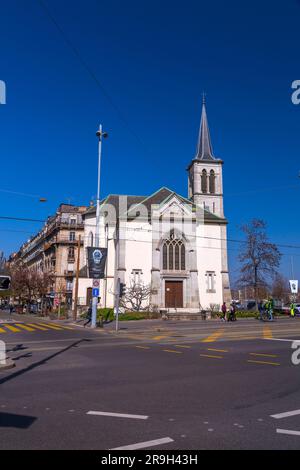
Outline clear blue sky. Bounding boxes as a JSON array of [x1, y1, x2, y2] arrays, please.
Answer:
[[0, 0, 300, 283]]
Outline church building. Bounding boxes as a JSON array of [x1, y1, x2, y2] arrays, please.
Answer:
[[75, 99, 231, 312]]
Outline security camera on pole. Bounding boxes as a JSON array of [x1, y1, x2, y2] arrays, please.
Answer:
[[90, 124, 108, 329]]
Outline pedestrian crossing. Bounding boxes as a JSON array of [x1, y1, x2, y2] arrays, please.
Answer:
[[0, 322, 74, 334]]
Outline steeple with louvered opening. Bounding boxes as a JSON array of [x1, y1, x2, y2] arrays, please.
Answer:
[[188, 96, 224, 218]]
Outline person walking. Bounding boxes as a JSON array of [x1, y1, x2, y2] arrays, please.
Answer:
[[290, 302, 295, 318], [84, 305, 92, 327], [258, 300, 264, 321], [221, 302, 227, 322], [268, 297, 274, 322], [228, 302, 237, 322]]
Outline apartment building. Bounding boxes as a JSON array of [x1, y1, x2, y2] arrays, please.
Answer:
[[9, 204, 87, 307]]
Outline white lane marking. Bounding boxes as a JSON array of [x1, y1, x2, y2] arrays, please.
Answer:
[[276, 428, 300, 436], [265, 338, 296, 342], [271, 409, 300, 419], [87, 411, 148, 420], [110, 437, 174, 450]]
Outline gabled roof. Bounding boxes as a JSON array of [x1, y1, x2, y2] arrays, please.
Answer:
[[84, 194, 146, 216], [84, 187, 227, 224]]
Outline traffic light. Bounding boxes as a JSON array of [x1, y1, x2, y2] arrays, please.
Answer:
[[0, 276, 11, 291], [119, 282, 126, 298]]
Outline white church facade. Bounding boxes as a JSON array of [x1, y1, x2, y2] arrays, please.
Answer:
[[75, 99, 231, 312]]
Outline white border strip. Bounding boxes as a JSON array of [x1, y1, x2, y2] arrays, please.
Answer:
[[271, 409, 300, 419], [276, 428, 300, 436], [265, 338, 296, 342], [87, 411, 148, 420], [110, 437, 174, 450]]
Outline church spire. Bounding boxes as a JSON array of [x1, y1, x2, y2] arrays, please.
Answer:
[[195, 95, 215, 161]]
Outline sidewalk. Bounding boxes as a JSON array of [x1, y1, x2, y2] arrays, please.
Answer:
[[0, 309, 72, 325]]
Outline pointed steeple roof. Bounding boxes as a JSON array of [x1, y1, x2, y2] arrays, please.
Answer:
[[195, 95, 215, 161]]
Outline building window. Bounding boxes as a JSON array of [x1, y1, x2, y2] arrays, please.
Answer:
[[206, 271, 216, 293], [201, 169, 207, 193], [88, 231, 94, 247], [70, 217, 77, 225], [162, 231, 185, 271], [68, 246, 75, 260], [131, 269, 142, 284], [209, 170, 215, 194], [69, 231, 76, 241]]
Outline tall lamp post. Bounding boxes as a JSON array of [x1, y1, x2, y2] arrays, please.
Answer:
[[91, 124, 108, 329]]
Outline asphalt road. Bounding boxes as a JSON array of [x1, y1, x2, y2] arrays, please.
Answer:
[[1, 310, 300, 450]]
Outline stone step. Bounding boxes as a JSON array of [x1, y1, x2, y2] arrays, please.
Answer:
[[164, 312, 211, 321]]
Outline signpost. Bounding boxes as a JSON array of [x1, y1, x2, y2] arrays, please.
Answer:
[[289, 280, 298, 308]]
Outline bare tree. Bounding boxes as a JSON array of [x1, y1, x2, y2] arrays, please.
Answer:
[[272, 273, 289, 302], [10, 265, 53, 311], [120, 280, 154, 312], [238, 219, 281, 307]]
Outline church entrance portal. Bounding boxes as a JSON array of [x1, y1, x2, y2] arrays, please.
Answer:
[[165, 281, 183, 308]]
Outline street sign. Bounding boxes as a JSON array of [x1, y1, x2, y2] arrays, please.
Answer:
[[92, 288, 99, 297], [289, 280, 298, 294], [92, 279, 100, 288]]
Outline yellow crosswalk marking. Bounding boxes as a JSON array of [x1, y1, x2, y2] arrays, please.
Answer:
[[207, 348, 228, 353], [247, 359, 280, 366], [135, 346, 150, 349], [0, 326, 7, 333], [51, 323, 73, 330], [3, 324, 21, 333], [15, 323, 36, 332], [202, 329, 224, 343], [200, 353, 223, 359], [263, 326, 273, 339], [153, 335, 168, 340], [163, 349, 182, 354], [37, 323, 63, 331], [27, 323, 48, 331], [249, 352, 278, 358], [174, 344, 191, 349]]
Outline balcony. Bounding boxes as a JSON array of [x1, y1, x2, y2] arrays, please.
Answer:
[[64, 269, 75, 276]]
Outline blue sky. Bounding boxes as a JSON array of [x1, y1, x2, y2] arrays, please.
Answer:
[[0, 0, 300, 283]]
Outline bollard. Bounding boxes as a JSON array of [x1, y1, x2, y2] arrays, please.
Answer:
[[0, 340, 6, 365]]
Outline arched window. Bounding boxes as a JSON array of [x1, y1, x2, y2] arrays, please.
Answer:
[[162, 231, 186, 271], [209, 170, 215, 194], [88, 231, 93, 247], [201, 169, 207, 193]]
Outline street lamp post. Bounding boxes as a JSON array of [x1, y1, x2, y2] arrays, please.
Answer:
[[91, 124, 108, 329]]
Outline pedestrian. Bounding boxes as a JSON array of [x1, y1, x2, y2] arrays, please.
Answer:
[[290, 302, 295, 318], [258, 300, 264, 321], [228, 302, 236, 321], [221, 302, 227, 322], [9, 303, 13, 315], [268, 297, 274, 322], [84, 305, 92, 327]]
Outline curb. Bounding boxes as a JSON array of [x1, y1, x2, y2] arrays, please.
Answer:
[[0, 358, 15, 372]]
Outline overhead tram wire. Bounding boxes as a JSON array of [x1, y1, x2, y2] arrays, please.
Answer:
[[37, 0, 148, 152], [2, 214, 300, 253]]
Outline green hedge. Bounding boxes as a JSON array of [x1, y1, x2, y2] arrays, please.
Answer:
[[235, 311, 258, 318]]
